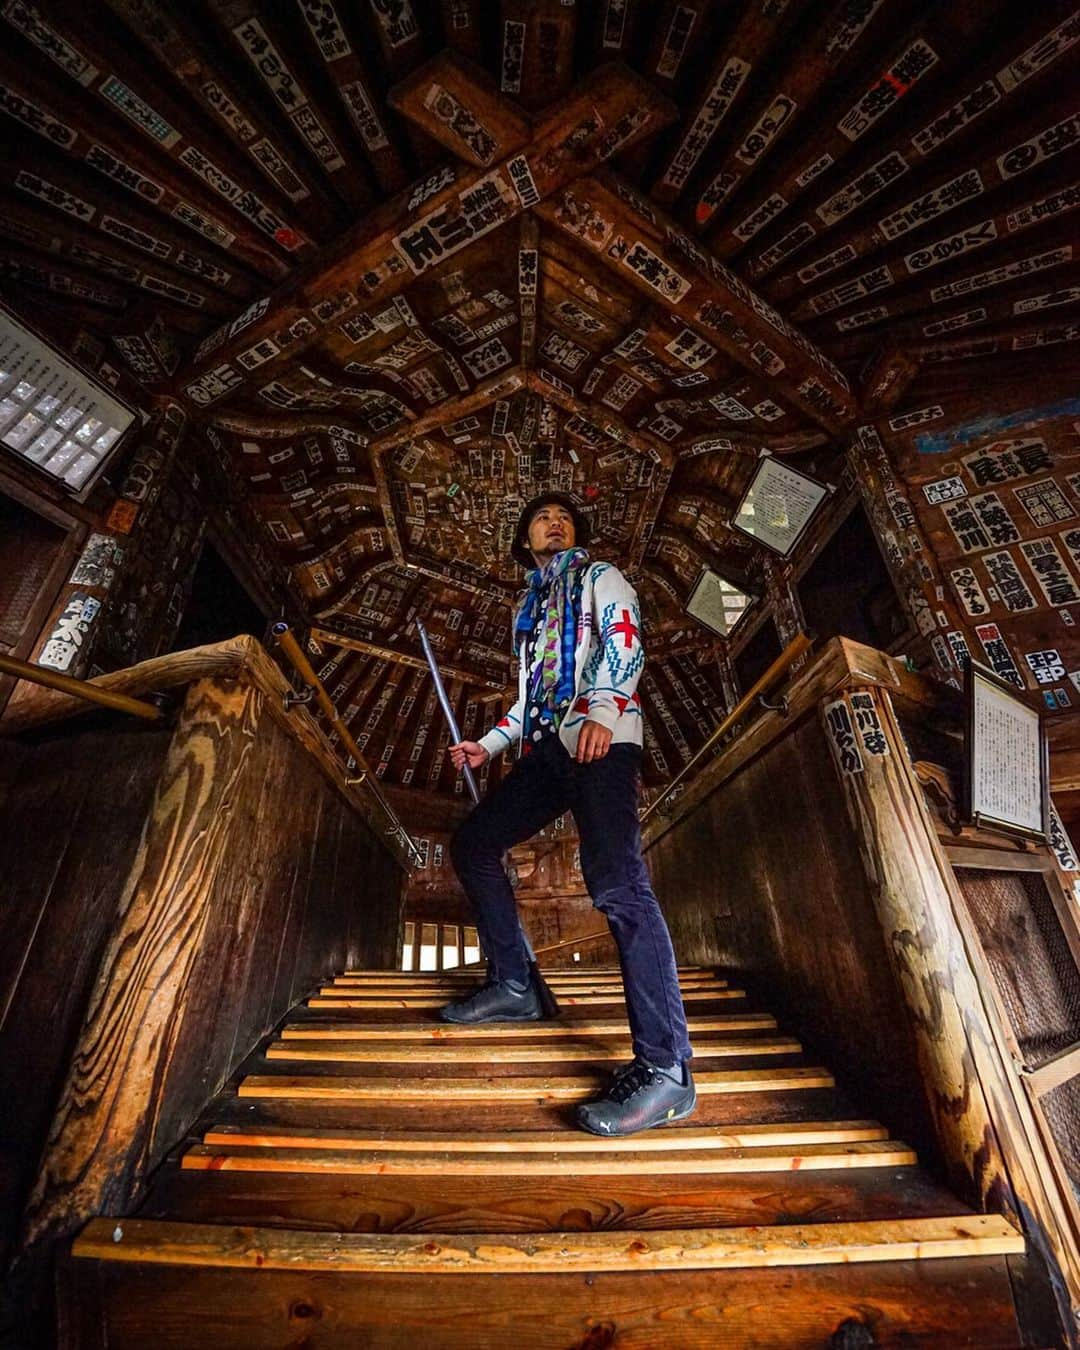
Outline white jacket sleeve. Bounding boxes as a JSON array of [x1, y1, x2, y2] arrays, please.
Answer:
[[585, 565, 645, 733], [477, 697, 524, 759]]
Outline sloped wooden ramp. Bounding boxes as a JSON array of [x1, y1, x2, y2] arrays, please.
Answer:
[[61, 967, 1027, 1348]]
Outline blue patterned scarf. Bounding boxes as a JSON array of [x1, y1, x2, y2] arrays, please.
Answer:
[[515, 547, 590, 739]]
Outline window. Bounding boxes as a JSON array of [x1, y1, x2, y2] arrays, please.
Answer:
[[0, 306, 136, 497], [686, 565, 756, 637]]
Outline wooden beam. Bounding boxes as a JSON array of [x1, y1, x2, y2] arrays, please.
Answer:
[[0, 145, 257, 300], [309, 626, 507, 691], [1024, 1040, 1080, 1098], [72, 1215, 1025, 1273], [175, 60, 677, 411], [199, 0, 370, 214], [0, 34, 293, 278], [68, 0, 343, 237], [388, 49, 532, 168], [537, 172, 858, 432]]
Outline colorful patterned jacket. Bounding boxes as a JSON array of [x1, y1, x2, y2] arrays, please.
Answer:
[[478, 561, 645, 760]]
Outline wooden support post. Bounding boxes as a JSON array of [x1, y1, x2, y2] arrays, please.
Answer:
[[819, 684, 1012, 1208], [22, 676, 261, 1248]]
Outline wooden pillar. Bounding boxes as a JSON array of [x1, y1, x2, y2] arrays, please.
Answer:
[[818, 683, 1013, 1210], [22, 676, 259, 1247]]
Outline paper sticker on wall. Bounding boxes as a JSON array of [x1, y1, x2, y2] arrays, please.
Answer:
[[1025, 649, 1066, 685], [950, 565, 990, 618], [923, 477, 967, 505], [1048, 802, 1079, 871], [849, 691, 889, 756], [824, 697, 864, 775], [974, 622, 1025, 688], [69, 532, 122, 589], [38, 591, 101, 671]]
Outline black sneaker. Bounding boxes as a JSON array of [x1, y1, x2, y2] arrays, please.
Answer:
[[439, 977, 542, 1024], [575, 1058, 696, 1136]]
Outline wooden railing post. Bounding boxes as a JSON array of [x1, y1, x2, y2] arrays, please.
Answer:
[[22, 676, 259, 1248]]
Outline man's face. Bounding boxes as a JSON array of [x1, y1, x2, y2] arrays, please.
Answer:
[[527, 502, 575, 558]]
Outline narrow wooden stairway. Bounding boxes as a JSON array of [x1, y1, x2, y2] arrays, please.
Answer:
[[60, 965, 1029, 1347]]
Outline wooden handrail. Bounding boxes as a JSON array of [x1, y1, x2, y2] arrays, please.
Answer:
[[533, 928, 613, 957], [0, 651, 163, 723], [640, 632, 813, 824], [456, 927, 613, 968], [272, 624, 423, 868]]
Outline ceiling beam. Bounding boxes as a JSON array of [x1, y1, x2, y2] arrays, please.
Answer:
[[310, 625, 509, 691], [536, 171, 858, 433], [175, 59, 677, 414]]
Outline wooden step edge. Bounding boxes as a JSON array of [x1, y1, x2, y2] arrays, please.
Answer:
[[279, 1014, 779, 1040], [179, 1139, 918, 1176], [201, 1120, 890, 1153], [72, 1214, 1025, 1275], [262, 1036, 803, 1063], [342, 967, 714, 976], [327, 974, 729, 988], [305, 989, 747, 1008], [235, 1066, 836, 1101], [317, 985, 730, 999]]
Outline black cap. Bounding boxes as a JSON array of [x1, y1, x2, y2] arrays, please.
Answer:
[[511, 491, 591, 568]]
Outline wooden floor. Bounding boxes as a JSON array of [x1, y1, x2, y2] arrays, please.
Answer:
[[60, 967, 1028, 1347]]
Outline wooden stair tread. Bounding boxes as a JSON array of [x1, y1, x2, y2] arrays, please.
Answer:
[[136, 1154, 984, 1235], [62, 1252, 1024, 1348], [262, 1035, 802, 1063], [307, 988, 747, 1008], [280, 1013, 778, 1039], [237, 1066, 835, 1100], [179, 1138, 917, 1175], [342, 967, 713, 977], [200, 1119, 889, 1152], [326, 977, 734, 988], [74, 1214, 1024, 1274], [201, 1085, 854, 1133]]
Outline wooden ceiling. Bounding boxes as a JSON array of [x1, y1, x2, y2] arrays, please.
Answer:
[[2, 0, 1078, 798]]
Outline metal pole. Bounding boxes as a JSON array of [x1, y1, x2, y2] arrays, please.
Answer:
[[416, 621, 553, 1001], [416, 621, 480, 805]]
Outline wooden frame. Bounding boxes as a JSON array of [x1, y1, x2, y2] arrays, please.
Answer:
[[963, 660, 1049, 843], [0, 301, 140, 502], [945, 849, 1080, 1280], [731, 453, 831, 558], [684, 565, 758, 640], [0, 468, 87, 718]]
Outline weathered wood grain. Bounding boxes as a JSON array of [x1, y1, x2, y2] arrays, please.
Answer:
[[57, 1253, 1026, 1349], [21, 677, 261, 1247], [73, 1213, 1024, 1273]]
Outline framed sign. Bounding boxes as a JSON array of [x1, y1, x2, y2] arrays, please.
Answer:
[[685, 566, 756, 638], [732, 453, 831, 557], [964, 660, 1048, 841], [0, 303, 138, 498]]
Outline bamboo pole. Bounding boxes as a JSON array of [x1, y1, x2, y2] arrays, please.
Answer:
[[272, 624, 422, 867], [640, 633, 812, 823], [0, 651, 163, 723]]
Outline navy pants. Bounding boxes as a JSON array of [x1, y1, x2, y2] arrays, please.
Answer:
[[450, 735, 693, 1066]]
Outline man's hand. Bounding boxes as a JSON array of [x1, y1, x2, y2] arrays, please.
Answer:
[[576, 719, 613, 763], [450, 740, 489, 771]]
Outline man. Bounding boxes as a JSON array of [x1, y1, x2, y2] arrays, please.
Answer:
[[444, 491, 694, 1137]]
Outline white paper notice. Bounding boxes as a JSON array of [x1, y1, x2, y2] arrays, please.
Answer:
[[971, 670, 1044, 834], [733, 456, 829, 556]]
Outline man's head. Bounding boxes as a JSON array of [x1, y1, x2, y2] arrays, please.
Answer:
[[511, 491, 591, 568]]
